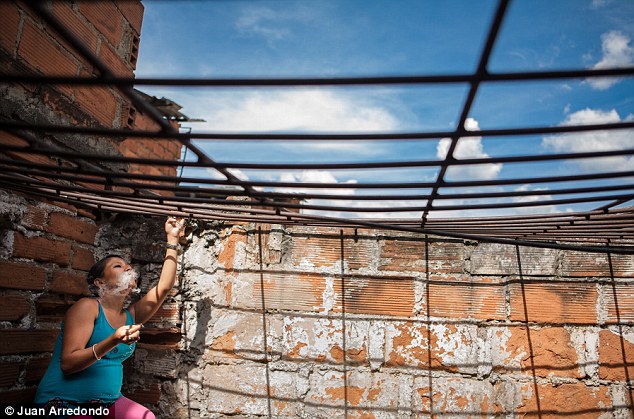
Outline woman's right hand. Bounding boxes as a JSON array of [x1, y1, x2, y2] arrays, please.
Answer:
[[113, 324, 142, 345]]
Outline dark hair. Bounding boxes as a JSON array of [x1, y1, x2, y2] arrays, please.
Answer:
[[86, 254, 125, 296]]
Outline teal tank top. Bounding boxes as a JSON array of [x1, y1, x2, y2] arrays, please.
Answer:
[[35, 301, 136, 404]]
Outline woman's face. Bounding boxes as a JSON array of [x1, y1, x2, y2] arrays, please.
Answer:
[[96, 257, 139, 297]]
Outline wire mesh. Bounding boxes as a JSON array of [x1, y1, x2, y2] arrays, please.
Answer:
[[0, 0, 633, 253]]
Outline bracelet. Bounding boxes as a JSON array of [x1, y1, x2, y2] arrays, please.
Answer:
[[166, 243, 179, 251], [92, 344, 102, 360]]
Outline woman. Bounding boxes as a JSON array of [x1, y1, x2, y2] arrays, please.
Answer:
[[35, 216, 186, 418]]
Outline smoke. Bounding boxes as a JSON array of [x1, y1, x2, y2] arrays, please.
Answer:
[[98, 269, 140, 297]]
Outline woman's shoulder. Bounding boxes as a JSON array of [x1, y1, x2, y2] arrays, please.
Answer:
[[66, 297, 100, 318]]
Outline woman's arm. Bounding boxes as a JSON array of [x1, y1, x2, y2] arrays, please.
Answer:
[[131, 217, 185, 325], [60, 299, 139, 375]]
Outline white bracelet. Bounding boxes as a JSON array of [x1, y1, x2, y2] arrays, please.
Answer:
[[92, 344, 102, 360]]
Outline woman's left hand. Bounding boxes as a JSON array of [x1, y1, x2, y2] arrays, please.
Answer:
[[165, 217, 186, 241]]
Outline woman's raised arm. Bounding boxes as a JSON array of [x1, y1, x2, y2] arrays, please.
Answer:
[[131, 217, 185, 325]]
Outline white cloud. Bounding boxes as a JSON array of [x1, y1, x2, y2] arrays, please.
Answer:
[[236, 7, 291, 41], [428, 184, 562, 220], [590, 0, 612, 9], [199, 90, 399, 133], [200, 167, 262, 191], [227, 168, 250, 182], [436, 118, 502, 181], [271, 169, 427, 219], [278, 170, 357, 195], [588, 31, 634, 90], [511, 185, 560, 214], [235, 5, 314, 43], [301, 198, 425, 219], [542, 108, 634, 171]]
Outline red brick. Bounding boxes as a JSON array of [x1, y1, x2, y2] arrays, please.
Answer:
[[138, 327, 181, 349], [291, 229, 373, 270], [158, 164, 178, 178], [116, 1, 144, 34], [0, 144, 55, 170], [495, 326, 581, 378], [560, 251, 634, 277], [80, 2, 124, 47], [47, 212, 98, 244], [252, 271, 327, 313], [127, 379, 161, 405], [0, 329, 58, 355], [49, 270, 90, 296], [0, 2, 21, 55], [0, 131, 29, 147], [380, 239, 464, 274], [604, 283, 634, 324], [598, 329, 634, 381], [166, 140, 182, 157], [337, 276, 415, 316], [21, 205, 48, 230], [73, 86, 120, 126], [385, 322, 477, 372], [23, 355, 51, 385], [0, 294, 31, 321], [281, 318, 367, 366], [71, 246, 95, 271], [0, 387, 37, 403], [428, 282, 506, 320], [51, 1, 99, 57], [119, 138, 143, 156], [208, 313, 263, 360], [129, 113, 161, 131], [0, 261, 47, 291], [380, 239, 424, 273], [12, 233, 71, 266], [134, 349, 178, 379], [148, 140, 163, 155], [385, 322, 428, 369], [470, 243, 557, 276], [518, 382, 612, 417], [4, 148, 55, 167], [148, 302, 179, 324], [218, 228, 247, 272], [509, 282, 598, 324], [99, 42, 133, 77], [36, 296, 75, 323], [254, 268, 413, 317], [39, 197, 81, 215], [0, 361, 21, 387], [18, 19, 78, 75]]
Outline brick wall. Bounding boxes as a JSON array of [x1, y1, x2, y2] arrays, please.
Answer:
[[0, 0, 182, 408], [0, 1, 182, 179], [2, 2, 633, 417], [0, 190, 97, 402], [148, 223, 634, 418], [0, 194, 180, 405]]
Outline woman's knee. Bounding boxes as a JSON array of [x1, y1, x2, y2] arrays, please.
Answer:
[[110, 396, 155, 419]]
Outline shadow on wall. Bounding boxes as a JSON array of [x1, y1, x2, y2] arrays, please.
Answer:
[[153, 225, 634, 418]]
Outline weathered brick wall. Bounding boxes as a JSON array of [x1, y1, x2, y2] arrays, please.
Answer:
[[0, 1, 181, 178], [0, 196, 181, 404], [0, 0, 182, 406], [2, 2, 633, 417], [0, 190, 99, 402], [143, 223, 634, 418]]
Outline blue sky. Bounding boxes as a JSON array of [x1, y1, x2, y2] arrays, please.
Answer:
[[135, 0, 634, 218]]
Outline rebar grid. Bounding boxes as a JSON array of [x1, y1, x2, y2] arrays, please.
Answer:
[[1, 0, 633, 254]]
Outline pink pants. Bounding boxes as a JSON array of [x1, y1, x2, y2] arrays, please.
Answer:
[[72, 396, 155, 419]]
